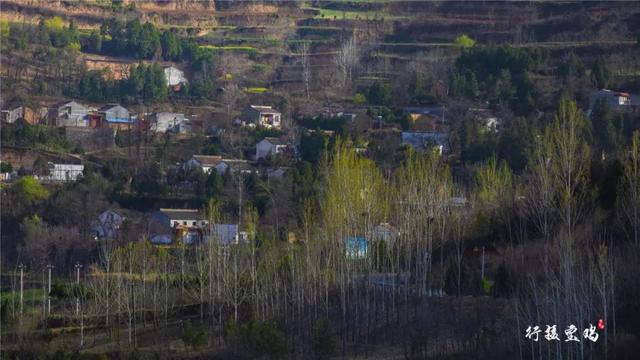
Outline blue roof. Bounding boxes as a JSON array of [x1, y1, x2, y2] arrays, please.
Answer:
[[345, 236, 368, 259], [151, 234, 172, 244], [107, 117, 134, 124], [204, 224, 239, 245], [403, 106, 445, 115], [401, 131, 450, 153]]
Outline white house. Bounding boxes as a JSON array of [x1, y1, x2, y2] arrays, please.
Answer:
[[150, 208, 249, 246], [186, 156, 257, 176], [151, 112, 188, 133], [468, 107, 501, 132], [338, 111, 357, 122], [172, 121, 192, 134], [204, 224, 246, 246], [148, 208, 208, 245], [590, 89, 632, 109], [43, 162, 84, 182], [1, 106, 24, 124], [218, 159, 257, 175], [256, 137, 289, 160], [483, 117, 500, 132], [0, 172, 18, 182], [49, 101, 88, 127], [241, 105, 282, 129], [98, 104, 134, 129], [164, 66, 187, 88], [401, 131, 450, 155], [186, 155, 223, 174], [158, 208, 209, 229]]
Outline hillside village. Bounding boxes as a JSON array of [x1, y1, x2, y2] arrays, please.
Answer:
[[2, 1, 640, 359]]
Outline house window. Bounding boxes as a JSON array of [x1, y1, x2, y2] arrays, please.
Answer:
[[173, 221, 178, 227], [183, 221, 187, 226], [202, 221, 206, 226], [192, 221, 197, 226]]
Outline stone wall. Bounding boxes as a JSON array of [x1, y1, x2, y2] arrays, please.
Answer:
[[64, 127, 115, 152]]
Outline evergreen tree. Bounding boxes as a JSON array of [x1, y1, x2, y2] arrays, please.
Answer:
[[140, 22, 161, 59], [300, 132, 328, 164], [88, 30, 102, 53], [161, 31, 181, 60], [407, 70, 425, 103], [205, 171, 223, 198], [590, 98, 619, 152], [128, 63, 147, 96], [592, 58, 611, 89], [367, 81, 392, 106], [78, 70, 110, 101], [558, 53, 585, 80], [146, 63, 168, 103]]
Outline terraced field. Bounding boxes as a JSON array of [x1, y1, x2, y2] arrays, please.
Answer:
[[1, 0, 639, 106]]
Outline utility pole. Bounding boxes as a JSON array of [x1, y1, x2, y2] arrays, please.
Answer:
[[74, 262, 82, 315], [42, 269, 46, 317], [46, 264, 54, 315], [235, 173, 243, 322], [75, 262, 84, 347], [442, 104, 446, 124], [18, 263, 25, 317], [480, 246, 485, 282], [238, 172, 243, 237]]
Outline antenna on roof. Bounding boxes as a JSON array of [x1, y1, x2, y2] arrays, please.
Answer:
[[443, 105, 446, 124]]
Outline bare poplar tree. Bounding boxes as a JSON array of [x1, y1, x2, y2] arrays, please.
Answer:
[[547, 99, 591, 240], [618, 131, 640, 246], [334, 35, 360, 90], [221, 83, 244, 124], [298, 42, 311, 99], [525, 129, 557, 265]]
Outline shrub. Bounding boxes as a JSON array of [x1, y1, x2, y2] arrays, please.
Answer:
[[50, 280, 71, 300], [312, 319, 337, 359], [239, 319, 287, 359], [44, 17, 65, 32], [182, 321, 208, 349], [353, 92, 366, 105], [454, 34, 476, 48], [0, 162, 13, 173], [367, 81, 392, 106], [14, 176, 49, 204]]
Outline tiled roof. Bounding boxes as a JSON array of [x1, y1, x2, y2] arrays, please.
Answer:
[[262, 137, 287, 145], [160, 208, 206, 221], [251, 105, 280, 114], [192, 155, 223, 167]]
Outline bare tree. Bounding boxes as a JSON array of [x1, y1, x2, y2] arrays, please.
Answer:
[[221, 83, 244, 124], [298, 42, 312, 99], [334, 35, 360, 90], [547, 100, 591, 240], [619, 131, 640, 246]]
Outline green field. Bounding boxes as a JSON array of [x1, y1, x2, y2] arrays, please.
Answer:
[[199, 45, 259, 53], [1, 288, 45, 303], [304, 7, 409, 20], [244, 87, 269, 94]]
